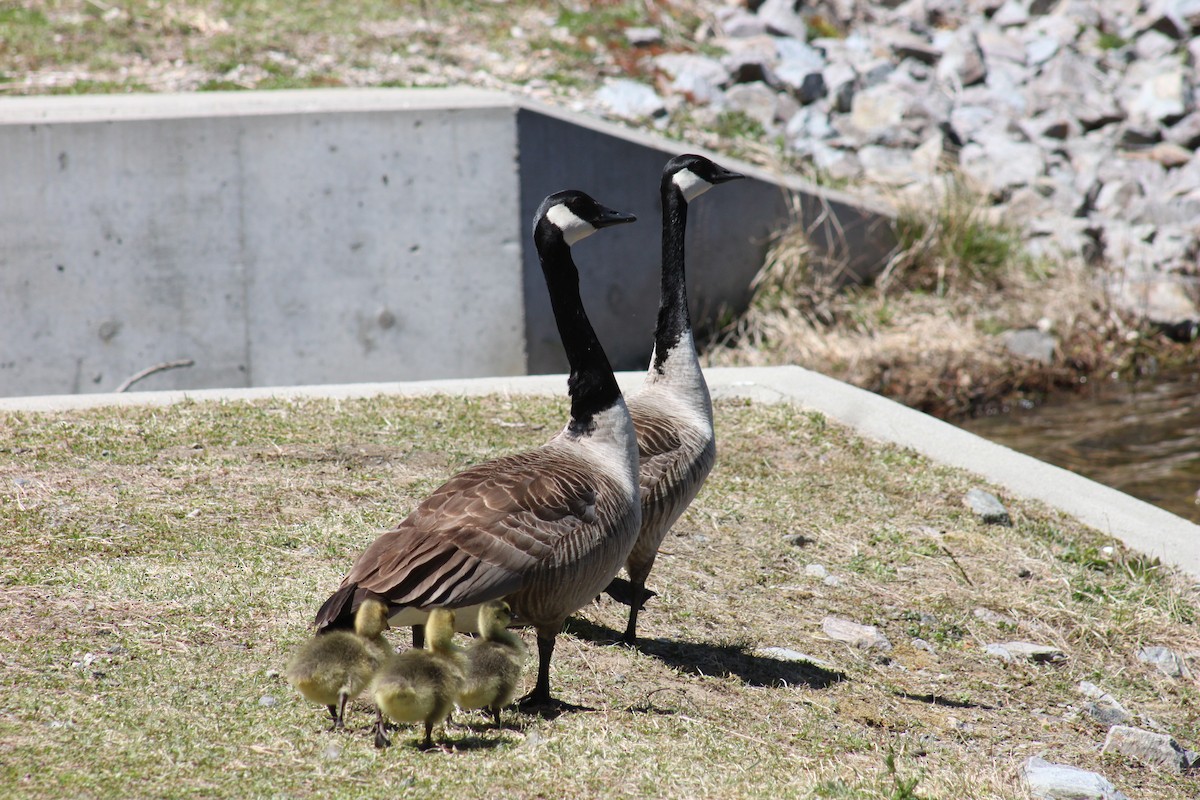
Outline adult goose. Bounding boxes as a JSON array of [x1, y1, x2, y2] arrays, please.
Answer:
[[315, 190, 641, 710], [609, 154, 744, 645]]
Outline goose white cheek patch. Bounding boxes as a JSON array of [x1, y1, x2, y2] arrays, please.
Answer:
[[673, 168, 713, 202], [547, 203, 597, 246]]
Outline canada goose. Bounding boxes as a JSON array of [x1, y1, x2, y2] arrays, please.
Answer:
[[608, 154, 744, 645], [457, 600, 527, 725], [284, 598, 392, 730], [371, 608, 465, 749], [315, 190, 641, 710]]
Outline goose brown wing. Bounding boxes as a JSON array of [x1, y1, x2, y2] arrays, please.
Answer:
[[341, 451, 602, 610], [632, 409, 685, 497]]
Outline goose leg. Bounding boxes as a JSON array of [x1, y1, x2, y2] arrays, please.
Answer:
[[325, 704, 339, 730], [517, 629, 591, 714], [333, 690, 350, 730], [419, 721, 434, 750], [620, 580, 647, 645], [519, 630, 555, 707], [373, 707, 392, 749], [412, 624, 425, 649]]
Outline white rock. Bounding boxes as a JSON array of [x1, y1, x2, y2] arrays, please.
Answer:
[[725, 81, 786, 127], [1004, 328, 1056, 364], [985, 643, 1016, 662], [756, 0, 810, 39], [993, 0, 1031, 26], [937, 29, 987, 86], [977, 26, 1028, 64], [973, 607, 1014, 625], [1122, 60, 1191, 124], [624, 27, 662, 47], [822, 616, 893, 652], [1025, 35, 1060, 65], [1137, 645, 1192, 678], [986, 641, 1067, 662], [1102, 725, 1195, 773], [807, 142, 863, 181], [859, 145, 921, 186], [594, 79, 666, 120], [960, 132, 1046, 195], [1020, 756, 1130, 800], [715, 7, 769, 38], [786, 105, 836, 140], [849, 83, 909, 136], [1134, 28, 1180, 60], [964, 488, 1012, 525]]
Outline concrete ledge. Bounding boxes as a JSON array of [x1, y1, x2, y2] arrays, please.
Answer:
[[3, 365, 1196, 582]]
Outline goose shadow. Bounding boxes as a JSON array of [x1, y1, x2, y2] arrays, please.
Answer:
[[894, 690, 995, 710], [563, 617, 846, 689]]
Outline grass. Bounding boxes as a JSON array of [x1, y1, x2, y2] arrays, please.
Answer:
[[0, 1, 704, 96], [890, 180, 1024, 298], [2, 393, 1198, 799]]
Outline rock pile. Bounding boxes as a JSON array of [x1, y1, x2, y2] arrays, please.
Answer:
[[592, 0, 1200, 336]]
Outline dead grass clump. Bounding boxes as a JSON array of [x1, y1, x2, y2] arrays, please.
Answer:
[[706, 177, 1193, 419]]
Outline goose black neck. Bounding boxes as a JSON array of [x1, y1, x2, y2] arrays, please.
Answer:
[[535, 222, 621, 434], [652, 182, 692, 373]]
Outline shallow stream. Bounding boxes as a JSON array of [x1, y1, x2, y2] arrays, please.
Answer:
[[960, 372, 1200, 524]]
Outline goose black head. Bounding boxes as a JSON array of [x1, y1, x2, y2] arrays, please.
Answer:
[[664, 154, 745, 202], [536, 189, 637, 246]]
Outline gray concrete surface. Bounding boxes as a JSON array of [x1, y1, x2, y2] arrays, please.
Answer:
[[3, 365, 1196, 582], [2, 88, 895, 396], [2, 89, 525, 396]]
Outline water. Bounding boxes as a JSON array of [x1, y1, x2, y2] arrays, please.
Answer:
[[960, 372, 1200, 523]]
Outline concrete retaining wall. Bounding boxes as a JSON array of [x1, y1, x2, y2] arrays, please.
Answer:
[[1, 88, 895, 396]]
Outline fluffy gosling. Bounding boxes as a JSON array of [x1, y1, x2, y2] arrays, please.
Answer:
[[371, 608, 465, 749], [285, 598, 392, 730], [457, 600, 527, 726]]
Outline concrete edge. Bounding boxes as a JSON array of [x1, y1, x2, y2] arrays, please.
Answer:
[[0, 87, 515, 123], [3, 365, 1196, 581]]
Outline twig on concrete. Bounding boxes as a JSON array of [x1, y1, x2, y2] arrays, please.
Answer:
[[115, 359, 195, 393]]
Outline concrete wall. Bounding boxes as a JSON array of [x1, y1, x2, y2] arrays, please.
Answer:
[[0, 88, 895, 396], [1, 89, 525, 395]]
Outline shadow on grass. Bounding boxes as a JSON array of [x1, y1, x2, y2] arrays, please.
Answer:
[[894, 691, 995, 710], [564, 617, 846, 689]]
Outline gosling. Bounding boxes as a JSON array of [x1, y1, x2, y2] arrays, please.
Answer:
[[285, 598, 392, 730], [371, 608, 465, 749], [457, 600, 527, 726]]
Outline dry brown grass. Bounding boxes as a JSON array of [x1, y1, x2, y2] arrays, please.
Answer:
[[1, 394, 1198, 799], [706, 179, 1197, 419]]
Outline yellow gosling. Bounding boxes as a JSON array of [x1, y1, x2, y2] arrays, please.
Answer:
[[285, 598, 392, 730], [371, 608, 465, 749], [458, 601, 527, 726]]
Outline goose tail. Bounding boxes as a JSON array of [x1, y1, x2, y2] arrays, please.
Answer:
[[314, 583, 358, 632]]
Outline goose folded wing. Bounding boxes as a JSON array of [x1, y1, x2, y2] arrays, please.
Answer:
[[346, 458, 604, 608], [633, 411, 685, 495]]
